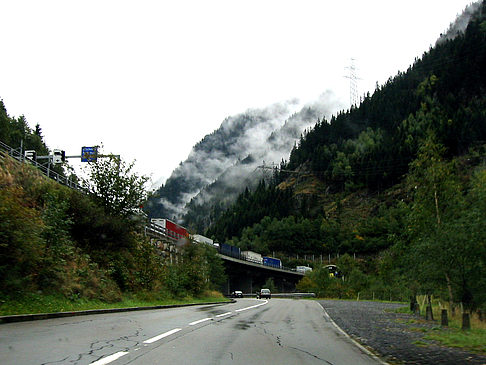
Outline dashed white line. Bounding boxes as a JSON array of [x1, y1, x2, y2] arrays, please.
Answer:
[[189, 317, 212, 326], [90, 301, 268, 364], [215, 312, 232, 318], [89, 351, 129, 365], [143, 328, 182, 344]]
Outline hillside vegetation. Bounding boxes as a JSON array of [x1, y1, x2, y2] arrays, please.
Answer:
[[206, 2, 486, 311], [0, 113, 226, 312]]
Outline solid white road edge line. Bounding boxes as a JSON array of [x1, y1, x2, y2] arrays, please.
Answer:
[[318, 303, 389, 365], [235, 300, 268, 312], [189, 317, 212, 326], [89, 351, 129, 365], [143, 328, 182, 344]]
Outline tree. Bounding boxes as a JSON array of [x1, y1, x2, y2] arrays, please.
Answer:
[[263, 277, 276, 293], [82, 155, 149, 219], [406, 134, 484, 312]]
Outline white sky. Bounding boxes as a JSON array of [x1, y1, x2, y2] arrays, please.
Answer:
[[0, 1, 474, 187]]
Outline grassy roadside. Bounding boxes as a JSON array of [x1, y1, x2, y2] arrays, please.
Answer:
[[394, 303, 486, 355], [424, 327, 486, 355], [0, 292, 231, 316], [422, 313, 486, 355]]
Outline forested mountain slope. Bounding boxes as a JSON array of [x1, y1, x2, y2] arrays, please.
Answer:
[[145, 92, 343, 223], [179, 2, 486, 235], [206, 1, 486, 253], [205, 2, 486, 311]]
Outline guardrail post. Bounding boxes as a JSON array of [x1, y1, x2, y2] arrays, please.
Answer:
[[462, 312, 471, 330], [426, 304, 434, 321], [441, 309, 448, 326]]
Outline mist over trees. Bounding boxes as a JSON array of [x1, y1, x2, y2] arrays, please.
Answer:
[[145, 93, 343, 225]]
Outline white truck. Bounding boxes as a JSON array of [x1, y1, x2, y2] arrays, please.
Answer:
[[192, 234, 219, 248], [192, 234, 213, 245], [241, 250, 263, 264], [296, 266, 313, 274]]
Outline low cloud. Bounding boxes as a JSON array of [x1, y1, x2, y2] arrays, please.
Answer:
[[149, 90, 344, 223], [436, 1, 481, 44]]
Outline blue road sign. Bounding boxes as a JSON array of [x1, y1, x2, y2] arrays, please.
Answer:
[[81, 146, 98, 162]]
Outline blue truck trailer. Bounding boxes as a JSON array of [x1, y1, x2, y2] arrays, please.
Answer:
[[219, 243, 241, 259], [263, 256, 282, 268]]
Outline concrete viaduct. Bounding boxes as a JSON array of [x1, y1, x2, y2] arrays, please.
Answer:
[[219, 254, 304, 295], [145, 223, 304, 295]]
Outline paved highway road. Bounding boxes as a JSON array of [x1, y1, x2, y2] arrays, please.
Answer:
[[1, 299, 383, 365]]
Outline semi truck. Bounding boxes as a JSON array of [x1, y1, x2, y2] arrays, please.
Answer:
[[263, 256, 282, 269], [192, 234, 213, 245], [219, 242, 241, 259], [151, 218, 188, 240], [296, 266, 313, 274], [241, 250, 263, 264]]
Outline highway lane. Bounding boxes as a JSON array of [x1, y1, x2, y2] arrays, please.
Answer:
[[1, 301, 238, 365], [0, 299, 383, 365]]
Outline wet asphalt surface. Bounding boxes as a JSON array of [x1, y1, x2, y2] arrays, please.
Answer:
[[318, 300, 486, 365], [1, 299, 382, 365]]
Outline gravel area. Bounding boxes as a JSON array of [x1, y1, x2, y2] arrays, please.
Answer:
[[318, 300, 486, 365]]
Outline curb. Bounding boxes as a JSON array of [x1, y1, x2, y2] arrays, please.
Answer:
[[0, 300, 235, 325]]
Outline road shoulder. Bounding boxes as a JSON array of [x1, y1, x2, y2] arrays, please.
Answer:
[[318, 299, 486, 365]]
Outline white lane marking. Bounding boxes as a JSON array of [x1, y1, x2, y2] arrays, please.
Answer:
[[89, 351, 129, 365], [235, 300, 268, 312], [189, 317, 212, 326], [143, 328, 182, 344], [215, 312, 232, 318], [90, 302, 265, 364]]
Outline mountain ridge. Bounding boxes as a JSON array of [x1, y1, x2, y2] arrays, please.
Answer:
[[146, 91, 344, 223]]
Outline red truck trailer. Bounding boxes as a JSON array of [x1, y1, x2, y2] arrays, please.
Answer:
[[151, 218, 188, 240]]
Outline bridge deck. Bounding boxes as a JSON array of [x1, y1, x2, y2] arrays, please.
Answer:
[[218, 254, 304, 276]]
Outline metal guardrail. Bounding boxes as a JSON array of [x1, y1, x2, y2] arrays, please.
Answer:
[[0, 140, 84, 191], [1, 141, 180, 246], [1, 141, 183, 249]]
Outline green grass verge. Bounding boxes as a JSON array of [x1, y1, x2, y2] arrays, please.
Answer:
[[393, 305, 412, 313], [392, 306, 486, 355], [0, 293, 231, 316], [424, 328, 486, 355]]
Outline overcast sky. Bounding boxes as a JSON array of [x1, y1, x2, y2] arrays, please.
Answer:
[[0, 1, 474, 187]]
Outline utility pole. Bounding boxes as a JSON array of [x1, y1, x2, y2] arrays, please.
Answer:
[[344, 58, 361, 107], [257, 161, 273, 182]]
